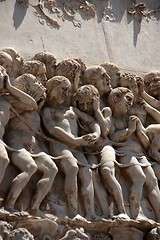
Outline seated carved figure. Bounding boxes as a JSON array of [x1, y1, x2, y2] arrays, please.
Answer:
[[41, 76, 100, 220], [32, 51, 57, 79], [73, 84, 129, 219], [108, 87, 160, 221], [4, 73, 58, 212], [55, 58, 82, 93], [0, 66, 37, 197]]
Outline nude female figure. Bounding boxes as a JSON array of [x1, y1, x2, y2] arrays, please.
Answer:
[[41, 76, 100, 220], [108, 87, 160, 222], [5, 73, 58, 212]]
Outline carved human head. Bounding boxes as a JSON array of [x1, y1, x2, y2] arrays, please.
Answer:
[[2, 47, 24, 77], [14, 73, 46, 104], [119, 72, 139, 96], [83, 66, 112, 96], [144, 70, 160, 98], [73, 84, 100, 115], [100, 62, 120, 88], [108, 87, 134, 115], [55, 58, 81, 91], [0, 51, 12, 74], [33, 51, 57, 79], [46, 75, 71, 105], [21, 60, 47, 86]]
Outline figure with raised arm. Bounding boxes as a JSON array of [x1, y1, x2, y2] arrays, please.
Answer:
[[108, 87, 160, 222], [4, 73, 58, 213], [73, 84, 129, 219], [0, 66, 37, 197]]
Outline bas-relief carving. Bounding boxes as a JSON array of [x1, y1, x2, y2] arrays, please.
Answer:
[[0, 48, 160, 239], [15, 0, 160, 29]]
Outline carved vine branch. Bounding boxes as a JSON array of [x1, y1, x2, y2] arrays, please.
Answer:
[[127, 1, 160, 21]]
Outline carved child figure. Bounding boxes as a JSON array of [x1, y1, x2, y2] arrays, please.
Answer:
[[41, 76, 100, 220], [5, 73, 58, 212], [108, 87, 160, 222]]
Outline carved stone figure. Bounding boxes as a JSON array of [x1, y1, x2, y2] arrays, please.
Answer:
[[82, 66, 112, 107], [21, 60, 47, 86], [138, 75, 160, 115], [55, 59, 82, 93], [101, 62, 121, 88], [32, 51, 57, 79], [41, 76, 100, 220], [9, 228, 34, 240], [143, 71, 160, 100], [0, 67, 37, 199], [4, 73, 58, 212], [0, 51, 12, 76], [108, 87, 160, 221], [73, 84, 129, 219], [1, 47, 24, 80]]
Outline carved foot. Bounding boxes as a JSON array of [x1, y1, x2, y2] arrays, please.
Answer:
[[111, 213, 130, 220], [71, 214, 89, 222]]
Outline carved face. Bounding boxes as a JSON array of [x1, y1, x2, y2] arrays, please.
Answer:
[[2, 48, 24, 77], [48, 80, 71, 105], [29, 80, 46, 103], [96, 68, 112, 95], [147, 77, 160, 98], [115, 92, 134, 115], [77, 97, 94, 115], [119, 73, 138, 95]]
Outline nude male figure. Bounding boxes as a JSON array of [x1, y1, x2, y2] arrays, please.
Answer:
[[73, 84, 129, 219], [108, 87, 160, 222], [0, 66, 37, 193], [5, 73, 58, 212], [41, 76, 100, 220]]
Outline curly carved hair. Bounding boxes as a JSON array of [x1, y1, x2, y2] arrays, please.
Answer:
[[144, 70, 160, 85], [55, 59, 81, 84], [46, 75, 71, 94], [0, 51, 12, 66], [33, 52, 57, 79], [83, 66, 110, 86], [21, 60, 46, 76], [13, 73, 37, 93], [108, 87, 134, 107], [73, 84, 100, 106]]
